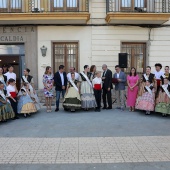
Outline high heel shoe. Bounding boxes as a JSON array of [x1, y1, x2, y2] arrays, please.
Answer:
[[132, 107, 135, 112], [129, 107, 132, 112]]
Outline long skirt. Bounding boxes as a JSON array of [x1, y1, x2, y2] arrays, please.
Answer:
[[135, 92, 155, 111], [0, 101, 15, 121], [29, 84, 41, 110], [127, 86, 138, 107], [155, 91, 170, 114], [18, 95, 37, 114], [63, 87, 81, 110], [80, 81, 96, 109]]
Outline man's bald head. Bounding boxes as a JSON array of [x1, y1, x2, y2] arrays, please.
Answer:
[[102, 64, 107, 71]]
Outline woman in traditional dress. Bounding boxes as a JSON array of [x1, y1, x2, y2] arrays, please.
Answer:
[[135, 80, 155, 115], [138, 66, 157, 97], [155, 78, 170, 117], [127, 67, 139, 112], [0, 82, 15, 122], [43, 66, 54, 112], [160, 66, 170, 85], [79, 65, 96, 110], [21, 68, 40, 111], [0, 67, 7, 90], [63, 73, 81, 112], [90, 65, 97, 79], [17, 82, 37, 118]]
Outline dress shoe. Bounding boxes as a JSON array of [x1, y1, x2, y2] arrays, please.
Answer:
[[106, 107, 112, 110], [116, 107, 121, 109], [55, 108, 59, 112], [121, 107, 124, 111], [15, 116, 20, 119], [102, 107, 107, 109]]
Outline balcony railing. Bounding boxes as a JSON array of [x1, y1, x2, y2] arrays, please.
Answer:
[[106, 0, 170, 13], [0, 0, 89, 13]]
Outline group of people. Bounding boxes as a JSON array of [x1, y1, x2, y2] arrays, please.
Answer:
[[43, 63, 170, 117], [0, 65, 40, 123], [1, 62, 169, 123]]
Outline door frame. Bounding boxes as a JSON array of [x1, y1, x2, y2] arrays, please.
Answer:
[[121, 42, 147, 73], [52, 41, 79, 73]]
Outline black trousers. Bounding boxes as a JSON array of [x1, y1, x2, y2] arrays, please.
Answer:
[[94, 89, 102, 109], [9, 98, 18, 116], [102, 88, 112, 108]]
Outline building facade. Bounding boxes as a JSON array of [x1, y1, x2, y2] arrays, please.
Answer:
[[0, 0, 170, 89]]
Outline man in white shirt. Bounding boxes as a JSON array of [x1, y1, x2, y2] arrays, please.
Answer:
[[154, 63, 164, 93], [154, 63, 164, 80], [67, 67, 79, 81], [4, 65, 16, 82]]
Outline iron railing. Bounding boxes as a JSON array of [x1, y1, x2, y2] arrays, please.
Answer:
[[106, 0, 170, 13], [0, 0, 89, 13]]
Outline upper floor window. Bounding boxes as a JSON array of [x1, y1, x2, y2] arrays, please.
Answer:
[[0, 0, 22, 12], [51, 0, 78, 11], [121, 0, 146, 12]]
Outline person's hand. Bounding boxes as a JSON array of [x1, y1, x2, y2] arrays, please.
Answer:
[[130, 87, 133, 91], [13, 99, 16, 102], [102, 77, 105, 80], [118, 79, 121, 82], [2, 100, 7, 104], [108, 88, 110, 91], [62, 86, 65, 90]]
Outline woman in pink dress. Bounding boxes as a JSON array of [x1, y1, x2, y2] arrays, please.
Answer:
[[127, 67, 139, 112]]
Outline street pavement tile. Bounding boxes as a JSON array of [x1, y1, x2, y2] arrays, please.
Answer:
[[0, 136, 170, 164]]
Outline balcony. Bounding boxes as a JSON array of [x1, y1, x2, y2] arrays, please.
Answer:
[[0, 0, 90, 25], [106, 0, 170, 25]]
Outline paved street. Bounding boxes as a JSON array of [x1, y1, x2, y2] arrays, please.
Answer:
[[0, 107, 170, 170]]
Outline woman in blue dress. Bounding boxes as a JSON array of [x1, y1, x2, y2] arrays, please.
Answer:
[[18, 82, 37, 118]]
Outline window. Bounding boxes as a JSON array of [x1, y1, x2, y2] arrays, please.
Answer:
[[51, 0, 78, 11], [121, 43, 146, 76], [0, 0, 22, 12], [121, 0, 146, 11], [11, 0, 22, 12], [53, 42, 78, 73], [0, 0, 8, 12]]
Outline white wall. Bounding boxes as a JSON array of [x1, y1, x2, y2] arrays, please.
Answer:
[[37, 26, 92, 89], [37, 0, 170, 88]]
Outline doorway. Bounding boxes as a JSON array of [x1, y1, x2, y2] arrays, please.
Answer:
[[0, 44, 25, 90], [121, 42, 146, 77], [53, 42, 78, 73], [0, 55, 25, 90]]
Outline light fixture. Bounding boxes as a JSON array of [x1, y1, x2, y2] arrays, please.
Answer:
[[40, 45, 47, 57], [0, 60, 1, 62], [13, 60, 15, 62]]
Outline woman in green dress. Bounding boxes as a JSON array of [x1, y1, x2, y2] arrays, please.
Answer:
[[63, 73, 81, 112], [0, 82, 15, 122], [155, 77, 170, 117]]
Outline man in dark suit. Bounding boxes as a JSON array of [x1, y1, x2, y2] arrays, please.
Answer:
[[54, 65, 67, 112], [102, 64, 113, 109]]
